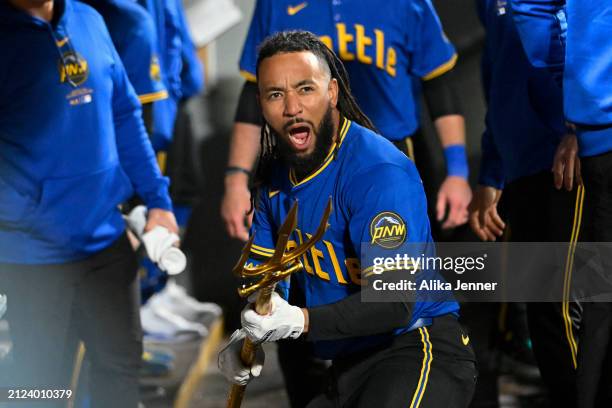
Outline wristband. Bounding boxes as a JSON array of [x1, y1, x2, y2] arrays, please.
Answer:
[[443, 145, 469, 179], [225, 166, 252, 177]]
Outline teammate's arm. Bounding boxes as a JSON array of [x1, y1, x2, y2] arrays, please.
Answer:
[[109, 41, 177, 233], [411, 0, 472, 229], [221, 81, 262, 241], [422, 70, 472, 229], [222, 0, 271, 240]]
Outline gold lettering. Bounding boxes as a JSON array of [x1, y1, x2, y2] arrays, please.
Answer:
[[336, 23, 355, 61], [355, 24, 372, 65], [386, 47, 397, 77], [296, 229, 314, 275], [67, 64, 79, 76], [374, 29, 385, 69], [324, 240, 348, 284], [307, 234, 330, 281]]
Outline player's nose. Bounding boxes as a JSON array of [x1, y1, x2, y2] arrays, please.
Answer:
[[283, 91, 302, 117]]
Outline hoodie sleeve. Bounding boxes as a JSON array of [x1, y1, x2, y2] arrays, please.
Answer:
[[110, 43, 172, 211]]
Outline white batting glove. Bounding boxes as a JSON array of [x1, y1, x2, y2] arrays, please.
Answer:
[[218, 329, 265, 385], [241, 292, 305, 343]]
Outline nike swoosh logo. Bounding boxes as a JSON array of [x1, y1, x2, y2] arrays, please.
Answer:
[[461, 334, 470, 346], [287, 2, 308, 15], [56, 37, 69, 47], [269, 190, 280, 198]]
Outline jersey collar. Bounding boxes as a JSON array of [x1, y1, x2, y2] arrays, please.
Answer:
[[289, 117, 351, 187]]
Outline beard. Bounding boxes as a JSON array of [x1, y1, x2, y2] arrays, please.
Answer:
[[275, 105, 335, 181]]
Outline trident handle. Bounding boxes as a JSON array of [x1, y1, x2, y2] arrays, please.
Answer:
[[226, 285, 275, 408], [225, 198, 332, 408]]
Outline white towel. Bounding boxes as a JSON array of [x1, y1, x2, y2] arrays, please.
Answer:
[[126, 206, 186, 275]]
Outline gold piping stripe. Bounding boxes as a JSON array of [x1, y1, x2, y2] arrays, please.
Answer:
[[250, 247, 274, 258], [422, 53, 458, 81], [289, 118, 351, 187], [568, 186, 584, 362], [156, 152, 167, 174], [409, 327, 433, 408], [139, 90, 169, 104], [240, 70, 257, 82], [561, 185, 584, 368], [251, 243, 275, 254], [405, 137, 415, 162]]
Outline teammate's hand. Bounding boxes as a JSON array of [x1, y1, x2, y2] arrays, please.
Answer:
[[552, 134, 582, 191], [436, 176, 472, 229], [218, 329, 265, 385], [241, 292, 305, 343], [221, 173, 253, 241], [468, 185, 505, 241], [145, 208, 179, 235]]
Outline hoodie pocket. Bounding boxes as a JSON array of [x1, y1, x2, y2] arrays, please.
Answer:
[[0, 175, 37, 230], [33, 164, 134, 248]]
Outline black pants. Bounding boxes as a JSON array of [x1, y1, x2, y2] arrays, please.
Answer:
[[503, 171, 582, 407], [307, 315, 477, 408], [577, 151, 612, 408], [0, 234, 142, 408]]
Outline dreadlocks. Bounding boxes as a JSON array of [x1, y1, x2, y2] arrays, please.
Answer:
[[251, 30, 376, 210]]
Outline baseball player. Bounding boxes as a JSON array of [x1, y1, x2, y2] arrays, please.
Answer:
[[470, 1, 581, 406], [222, 0, 472, 242], [137, 0, 183, 152], [218, 30, 476, 408], [0, 0, 176, 405], [510, 1, 612, 406], [80, 0, 169, 130]]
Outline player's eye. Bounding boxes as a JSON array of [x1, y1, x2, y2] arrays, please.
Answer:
[[299, 86, 314, 93], [267, 91, 282, 100]]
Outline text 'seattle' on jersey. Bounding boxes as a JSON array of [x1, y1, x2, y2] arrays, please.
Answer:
[[240, 0, 457, 141], [246, 119, 458, 359]]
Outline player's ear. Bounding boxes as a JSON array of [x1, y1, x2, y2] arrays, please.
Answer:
[[328, 78, 338, 108]]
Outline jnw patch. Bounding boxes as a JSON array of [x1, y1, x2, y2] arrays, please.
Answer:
[[58, 51, 89, 86], [370, 211, 407, 249]]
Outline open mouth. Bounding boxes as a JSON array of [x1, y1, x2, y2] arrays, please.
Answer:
[[287, 125, 311, 151]]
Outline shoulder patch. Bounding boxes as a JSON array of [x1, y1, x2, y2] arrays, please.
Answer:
[[370, 211, 407, 249]]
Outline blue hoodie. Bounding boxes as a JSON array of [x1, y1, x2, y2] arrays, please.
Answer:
[[477, 0, 565, 188], [510, 0, 612, 157], [0, 0, 172, 264]]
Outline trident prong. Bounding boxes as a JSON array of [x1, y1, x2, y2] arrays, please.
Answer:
[[232, 197, 333, 298]]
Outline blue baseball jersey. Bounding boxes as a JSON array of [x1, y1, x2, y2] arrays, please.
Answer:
[[248, 118, 458, 359], [239, 0, 457, 140], [138, 0, 183, 150], [477, 0, 564, 188], [0, 0, 171, 264], [80, 0, 168, 104], [175, 0, 204, 98], [510, 0, 612, 157]]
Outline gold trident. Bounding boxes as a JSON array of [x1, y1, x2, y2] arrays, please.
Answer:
[[226, 197, 333, 408]]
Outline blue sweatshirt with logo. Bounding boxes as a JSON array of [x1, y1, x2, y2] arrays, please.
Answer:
[[0, 0, 172, 264], [477, 0, 565, 188], [510, 0, 612, 157]]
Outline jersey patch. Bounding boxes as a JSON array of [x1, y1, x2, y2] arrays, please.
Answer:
[[370, 211, 407, 249], [58, 51, 89, 86]]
